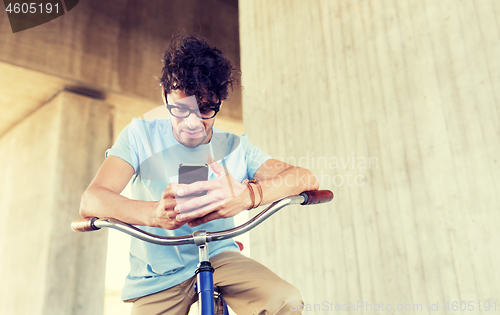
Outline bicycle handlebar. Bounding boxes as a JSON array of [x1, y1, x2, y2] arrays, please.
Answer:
[[71, 190, 333, 246], [72, 217, 100, 232], [300, 190, 334, 205]]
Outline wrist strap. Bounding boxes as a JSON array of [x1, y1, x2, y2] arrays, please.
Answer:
[[253, 180, 263, 207], [244, 179, 263, 209], [245, 180, 255, 210]]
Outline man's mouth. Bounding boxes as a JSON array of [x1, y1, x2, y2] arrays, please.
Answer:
[[183, 130, 205, 139]]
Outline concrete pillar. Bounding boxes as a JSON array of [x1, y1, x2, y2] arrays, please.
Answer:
[[240, 0, 500, 312], [0, 91, 113, 315]]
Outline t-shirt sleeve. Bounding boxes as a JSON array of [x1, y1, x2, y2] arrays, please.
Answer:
[[105, 122, 140, 172], [239, 134, 273, 180]]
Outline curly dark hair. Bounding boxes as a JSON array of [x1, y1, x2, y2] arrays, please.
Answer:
[[159, 35, 236, 108]]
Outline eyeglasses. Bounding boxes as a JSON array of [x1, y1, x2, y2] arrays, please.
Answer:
[[163, 90, 221, 119], [166, 103, 220, 119]]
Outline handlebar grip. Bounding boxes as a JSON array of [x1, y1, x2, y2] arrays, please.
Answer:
[[71, 217, 100, 232], [300, 190, 334, 205]]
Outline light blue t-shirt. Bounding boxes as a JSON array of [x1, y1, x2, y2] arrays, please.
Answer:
[[105, 117, 272, 300]]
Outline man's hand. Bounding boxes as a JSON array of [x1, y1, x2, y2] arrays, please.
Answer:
[[153, 183, 186, 230], [173, 157, 250, 227]]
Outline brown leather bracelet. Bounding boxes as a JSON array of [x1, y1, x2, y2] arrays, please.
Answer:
[[244, 179, 263, 209], [253, 180, 263, 207], [244, 179, 256, 210]]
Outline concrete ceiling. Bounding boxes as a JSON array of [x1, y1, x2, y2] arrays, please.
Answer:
[[0, 61, 243, 140], [0, 0, 242, 140], [0, 61, 153, 139]]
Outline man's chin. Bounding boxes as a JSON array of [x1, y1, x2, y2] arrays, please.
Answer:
[[180, 136, 206, 148]]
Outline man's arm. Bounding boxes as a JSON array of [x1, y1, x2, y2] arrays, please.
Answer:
[[252, 158, 320, 205], [79, 156, 184, 230], [175, 158, 319, 226]]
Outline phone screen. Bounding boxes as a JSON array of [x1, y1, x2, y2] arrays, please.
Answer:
[[178, 164, 208, 196]]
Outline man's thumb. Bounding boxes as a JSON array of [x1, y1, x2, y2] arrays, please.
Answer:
[[206, 153, 227, 177]]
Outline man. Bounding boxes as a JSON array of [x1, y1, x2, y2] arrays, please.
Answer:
[[79, 35, 319, 314]]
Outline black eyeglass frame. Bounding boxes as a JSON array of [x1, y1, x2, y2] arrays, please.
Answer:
[[166, 104, 220, 119], [163, 88, 221, 119]]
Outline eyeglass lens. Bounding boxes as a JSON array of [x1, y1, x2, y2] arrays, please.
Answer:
[[170, 106, 216, 119]]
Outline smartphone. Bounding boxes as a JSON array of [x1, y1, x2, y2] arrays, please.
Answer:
[[178, 164, 208, 197]]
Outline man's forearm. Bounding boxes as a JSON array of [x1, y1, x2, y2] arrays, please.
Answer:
[[256, 167, 319, 206], [79, 186, 156, 226], [171, 165, 319, 226]]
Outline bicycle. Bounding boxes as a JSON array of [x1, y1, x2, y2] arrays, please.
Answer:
[[72, 190, 333, 315]]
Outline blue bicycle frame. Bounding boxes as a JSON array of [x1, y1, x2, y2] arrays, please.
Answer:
[[194, 231, 218, 315]]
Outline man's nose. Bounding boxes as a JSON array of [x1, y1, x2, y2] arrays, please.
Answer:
[[184, 111, 202, 129]]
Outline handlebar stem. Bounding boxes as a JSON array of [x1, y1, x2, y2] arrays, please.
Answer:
[[193, 230, 209, 262]]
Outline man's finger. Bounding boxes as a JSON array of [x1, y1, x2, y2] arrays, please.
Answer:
[[175, 207, 212, 221], [206, 153, 236, 198], [175, 192, 214, 213], [187, 212, 220, 227], [165, 210, 177, 220], [206, 153, 227, 178], [176, 201, 222, 221], [176, 181, 211, 197], [163, 183, 178, 198]]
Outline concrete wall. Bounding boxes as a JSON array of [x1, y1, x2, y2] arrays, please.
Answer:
[[240, 0, 500, 312], [0, 2, 242, 313], [0, 92, 112, 315]]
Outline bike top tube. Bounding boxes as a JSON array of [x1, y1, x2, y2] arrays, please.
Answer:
[[71, 190, 333, 246]]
